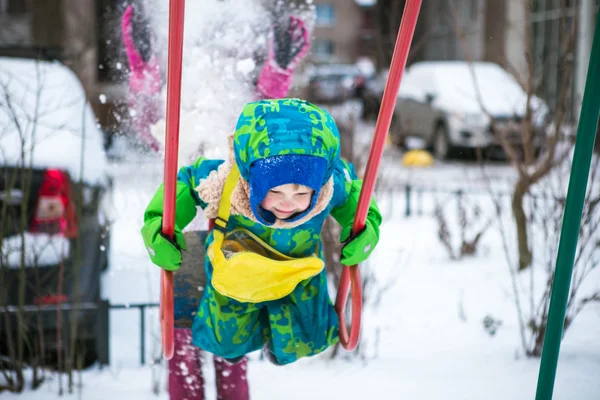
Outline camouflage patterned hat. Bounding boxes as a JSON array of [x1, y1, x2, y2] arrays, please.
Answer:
[[232, 98, 341, 225]]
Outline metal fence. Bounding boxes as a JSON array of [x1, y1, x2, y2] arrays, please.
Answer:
[[374, 183, 568, 219], [7, 185, 570, 366], [2, 301, 158, 366], [109, 302, 158, 366]]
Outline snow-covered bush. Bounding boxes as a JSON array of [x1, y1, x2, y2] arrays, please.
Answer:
[[434, 193, 493, 260]]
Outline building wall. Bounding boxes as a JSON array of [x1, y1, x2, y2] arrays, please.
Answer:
[[422, 0, 485, 62], [574, 0, 598, 116], [504, 0, 528, 84], [483, 0, 507, 65], [62, 0, 99, 104], [311, 0, 364, 63]]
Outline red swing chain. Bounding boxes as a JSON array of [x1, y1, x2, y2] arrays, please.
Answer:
[[334, 0, 422, 351], [161, 0, 186, 360]]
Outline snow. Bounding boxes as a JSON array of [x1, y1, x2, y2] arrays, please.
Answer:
[[0, 58, 108, 186], [400, 61, 549, 124], [0, 233, 70, 268], [3, 150, 600, 399], [146, 0, 271, 165], [3, 1, 600, 398]]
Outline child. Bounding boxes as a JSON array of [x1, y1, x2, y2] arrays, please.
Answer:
[[121, 3, 162, 151], [142, 98, 381, 365], [126, 3, 312, 397]]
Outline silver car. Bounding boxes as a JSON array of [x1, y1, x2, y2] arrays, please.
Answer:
[[391, 61, 549, 159], [306, 64, 364, 104]]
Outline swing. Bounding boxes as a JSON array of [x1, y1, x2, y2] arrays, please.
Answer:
[[159, 0, 423, 359]]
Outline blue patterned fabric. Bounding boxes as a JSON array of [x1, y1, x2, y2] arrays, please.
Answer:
[[170, 99, 375, 365]]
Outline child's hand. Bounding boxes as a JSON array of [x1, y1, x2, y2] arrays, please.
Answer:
[[338, 192, 382, 266], [340, 222, 379, 266], [141, 217, 187, 271], [256, 16, 310, 99], [272, 16, 310, 70]]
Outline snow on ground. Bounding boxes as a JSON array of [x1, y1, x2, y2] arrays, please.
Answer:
[[5, 149, 600, 400]]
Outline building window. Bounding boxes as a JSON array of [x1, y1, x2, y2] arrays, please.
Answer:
[[316, 4, 335, 26], [0, 0, 29, 14], [313, 39, 335, 57]]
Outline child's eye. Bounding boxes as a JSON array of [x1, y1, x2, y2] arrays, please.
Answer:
[[269, 190, 281, 194], [296, 192, 310, 197]]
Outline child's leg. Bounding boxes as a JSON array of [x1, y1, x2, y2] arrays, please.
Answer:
[[214, 356, 250, 400], [169, 328, 205, 400], [192, 284, 265, 360], [265, 271, 339, 365]]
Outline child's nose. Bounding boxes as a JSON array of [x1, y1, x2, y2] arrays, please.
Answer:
[[280, 199, 295, 209]]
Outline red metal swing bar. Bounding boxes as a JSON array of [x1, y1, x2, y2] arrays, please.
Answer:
[[159, 0, 422, 358], [160, 0, 185, 360], [334, 0, 422, 350]]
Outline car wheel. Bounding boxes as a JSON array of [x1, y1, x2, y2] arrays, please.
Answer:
[[433, 124, 452, 160]]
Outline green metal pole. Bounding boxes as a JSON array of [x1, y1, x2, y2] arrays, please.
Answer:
[[535, 12, 600, 400]]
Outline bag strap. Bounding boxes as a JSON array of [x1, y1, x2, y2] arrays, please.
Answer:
[[212, 163, 240, 242]]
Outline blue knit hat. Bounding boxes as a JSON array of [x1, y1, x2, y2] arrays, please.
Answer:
[[249, 154, 327, 225]]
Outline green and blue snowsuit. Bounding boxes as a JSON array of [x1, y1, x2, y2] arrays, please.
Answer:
[[144, 99, 381, 365]]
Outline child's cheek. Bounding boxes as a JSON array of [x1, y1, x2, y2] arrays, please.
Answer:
[[260, 194, 276, 211], [299, 196, 311, 211]]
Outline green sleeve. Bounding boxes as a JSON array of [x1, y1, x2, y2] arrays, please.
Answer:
[[176, 157, 224, 209], [330, 179, 382, 241], [143, 156, 224, 229], [143, 181, 198, 229]]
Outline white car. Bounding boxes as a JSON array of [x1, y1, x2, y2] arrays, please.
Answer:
[[392, 61, 550, 159]]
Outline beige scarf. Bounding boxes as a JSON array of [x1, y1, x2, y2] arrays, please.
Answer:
[[195, 137, 334, 229]]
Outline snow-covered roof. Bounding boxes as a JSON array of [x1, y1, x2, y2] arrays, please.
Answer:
[[0, 58, 108, 185]]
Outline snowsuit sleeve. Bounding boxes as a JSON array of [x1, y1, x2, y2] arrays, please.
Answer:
[[329, 158, 382, 241], [143, 157, 224, 230]]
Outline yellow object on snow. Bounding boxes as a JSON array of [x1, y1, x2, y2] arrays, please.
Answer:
[[402, 149, 434, 167], [208, 164, 324, 303]]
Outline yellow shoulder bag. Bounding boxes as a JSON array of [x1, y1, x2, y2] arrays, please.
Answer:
[[208, 164, 325, 303]]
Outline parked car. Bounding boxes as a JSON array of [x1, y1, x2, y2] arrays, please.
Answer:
[[0, 57, 111, 367], [306, 63, 365, 104], [391, 61, 550, 159]]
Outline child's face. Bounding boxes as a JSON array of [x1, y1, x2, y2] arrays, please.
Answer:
[[260, 184, 313, 220]]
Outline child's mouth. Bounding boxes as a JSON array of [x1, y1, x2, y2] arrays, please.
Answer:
[[274, 208, 294, 215]]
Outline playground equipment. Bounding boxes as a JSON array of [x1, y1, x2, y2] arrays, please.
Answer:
[[535, 11, 600, 400], [159, 0, 423, 359], [158, 2, 600, 399]]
